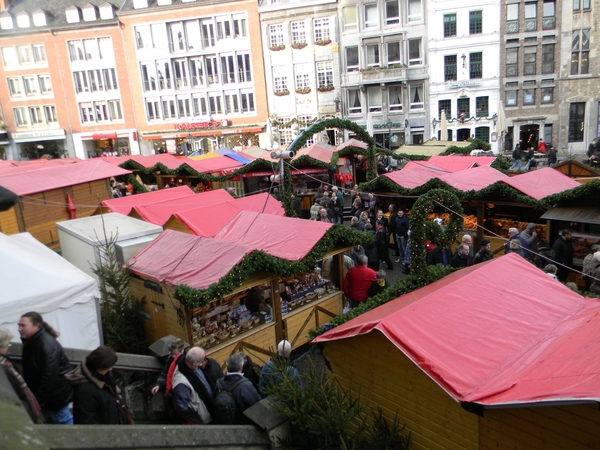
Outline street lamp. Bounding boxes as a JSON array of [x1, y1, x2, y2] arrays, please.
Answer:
[[186, 133, 194, 156], [386, 119, 393, 151]]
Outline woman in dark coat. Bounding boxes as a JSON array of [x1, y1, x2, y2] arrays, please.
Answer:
[[65, 346, 131, 425], [375, 219, 394, 270]]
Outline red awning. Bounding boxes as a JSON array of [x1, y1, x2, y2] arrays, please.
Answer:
[[504, 167, 581, 200], [427, 155, 496, 171], [315, 254, 600, 407], [101, 185, 195, 215]]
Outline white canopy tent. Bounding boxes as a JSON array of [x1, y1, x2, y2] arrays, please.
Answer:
[[0, 232, 101, 350]]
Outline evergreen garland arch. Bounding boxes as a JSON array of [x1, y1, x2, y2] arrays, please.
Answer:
[[407, 189, 464, 277]]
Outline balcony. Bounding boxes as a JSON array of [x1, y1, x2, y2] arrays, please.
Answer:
[[357, 65, 406, 83]]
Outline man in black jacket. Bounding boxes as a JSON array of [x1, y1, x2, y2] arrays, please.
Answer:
[[18, 311, 73, 424], [552, 229, 573, 281]]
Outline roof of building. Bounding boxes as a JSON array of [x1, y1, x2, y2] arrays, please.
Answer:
[[314, 254, 600, 407]]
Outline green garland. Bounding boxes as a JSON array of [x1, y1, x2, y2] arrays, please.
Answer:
[[127, 174, 148, 194], [407, 189, 463, 277], [440, 138, 491, 155], [174, 224, 370, 308]]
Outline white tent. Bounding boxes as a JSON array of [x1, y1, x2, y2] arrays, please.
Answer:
[[0, 232, 101, 350]]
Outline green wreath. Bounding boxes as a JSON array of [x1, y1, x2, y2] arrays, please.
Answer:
[[407, 189, 464, 278]]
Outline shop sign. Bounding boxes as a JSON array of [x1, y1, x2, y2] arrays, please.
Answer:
[[12, 129, 66, 140], [175, 120, 221, 130], [92, 133, 117, 139], [446, 80, 481, 89]]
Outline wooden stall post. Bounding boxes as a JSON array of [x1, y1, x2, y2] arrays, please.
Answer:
[[476, 201, 484, 245]]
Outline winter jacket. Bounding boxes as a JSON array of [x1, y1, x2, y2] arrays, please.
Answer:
[[535, 246, 555, 269], [364, 231, 379, 266], [65, 363, 126, 425], [21, 326, 72, 411], [395, 215, 409, 238], [519, 223, 538, 259], [216, 373, 261, 424], [472, 249, 493, 265]]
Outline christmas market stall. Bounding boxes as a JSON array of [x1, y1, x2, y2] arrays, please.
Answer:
[[0, 158, 130, 248], [128, 215, 359, 365], [97, 185, 196, 215], [314, 254, 600, 450]]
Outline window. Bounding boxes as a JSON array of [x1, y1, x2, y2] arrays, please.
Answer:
[[444, 14, 456, 37], [469, 52, 482, 79], [506, 4, 519, 33], [38, 75, 52, 93], [348, 89, 361, 114], [17, 46, 32, 64], [476, 96, 488, 117], [162, 98, 176, 119], [79, 102, 93, 123], [541, 86, 553, 103], [98, 37, 113, 60], [13, 107, 27, 126], [506, 48, 518, 77], [68, 40, 85, 61], [571, 29, 590, 75], [44, 105, 57, 123], [177, 96, 192, 117], [147, 99, 161, 120], [240, 90, 254, 112], [191, 94, 207, 116], [135, 25, 152, 49], [83, 39, 99, 60], [366, 44, 380, 68], [278, 118, 293, 146], [408, 0, 422, 22], [205, 56, 218, 85], [23, 76, 37, 95], [88, 70, 104, 92], [408, 39, 422, 66], [439, 100, 451, 118], [103, 69, 118, 90], [343, 6, 357, 31], [505, 83, 518, 106], [457, 97, 470, 118], [543, 0, 555, 29], [32, 44, 46, 63], [568, 102, 585, 142], [216, 16, 232, 40], [367, 86, 382, 113], [298, 115, 315, 146], [291, 21, 306, 45], [107, 100, 121, 121], [94, 101, 109, 122], [8, 77, 22, 96], [346, 46, 359, 72], [237, 53, 252, 82], [73, 71, 88, 93], [542, 44, 554, 73], [469, 11, 482, 34], [273, 66, 288, 92], [444, 55, 457, 81], [573, 0, 591, 10], [475, 127, 490, 142], [185, 21, 201, 51], [386, 0, 399, 25], [313, 18, 330, 42], [364, 4, 378, 28], [524, 2, 537, 31], [523, 83, 535, 105], [387, 42, 401, 65], [2, 47, 17, 66], [524, 50, 536, 75], [220, 55, 235, 84], [544, 124, 553, 145], [224, 90, 240, 114], [409, 84, 423, 110], [316, 61, 333, 88], [388, 85, 402, 111], [201, 19, 215, 47], [233, 14, 247, 38], [269, 24, 284, 47], [295, 63, 310, 89], [30, 105, 44, 126]]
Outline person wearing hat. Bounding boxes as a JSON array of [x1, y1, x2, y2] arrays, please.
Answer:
[[258, 340, 301, 397], [473, 239, 493, 264]]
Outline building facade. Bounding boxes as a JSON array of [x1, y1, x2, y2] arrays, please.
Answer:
[[500, 0, 561, 152], [427, 0, 502, 153], [557, 0, 599, 156], [338, 0, 429, 148]]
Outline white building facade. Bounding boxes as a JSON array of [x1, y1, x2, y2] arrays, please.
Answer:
[[427, 0, 501, 153]]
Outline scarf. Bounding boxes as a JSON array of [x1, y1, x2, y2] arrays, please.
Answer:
[[1, 355, 42, 422], [176, 356, 214, 413]]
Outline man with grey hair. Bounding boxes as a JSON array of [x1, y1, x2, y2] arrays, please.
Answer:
[[461, 234, 474, 257], [213, 352, 260, 424], [259, 340, 301, 397], [449, 244, 473, 268], [504, 227, 528, 255], [343, 254, 377, 308], [170, 347, 214, 424]]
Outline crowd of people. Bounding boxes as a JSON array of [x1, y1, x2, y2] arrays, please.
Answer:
[[1, 311, 301, 426]]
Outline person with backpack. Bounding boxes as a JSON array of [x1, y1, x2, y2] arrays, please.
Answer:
[[213, 353, 261, 425]]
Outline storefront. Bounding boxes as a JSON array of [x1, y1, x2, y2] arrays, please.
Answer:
[[74, 130, 140, 159], [10, 129, 69, 160]]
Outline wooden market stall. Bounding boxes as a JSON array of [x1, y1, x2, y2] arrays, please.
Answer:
[[314, 255, 600, 450], [0, 158, 130, 248], [128, 213, 354, 366]]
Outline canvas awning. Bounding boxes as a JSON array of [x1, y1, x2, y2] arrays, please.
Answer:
[[315, 254, 600, 407], [427, 155, 496, 171], [503, 167, 581, 200], [541, 205, 600, 225], [101, 186, 195, 215]]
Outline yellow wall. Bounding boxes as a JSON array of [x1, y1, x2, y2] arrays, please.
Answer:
[[325, 332, 479, 450]]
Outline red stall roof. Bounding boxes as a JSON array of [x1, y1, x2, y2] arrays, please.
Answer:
[[170, 193, 284, 237], [383, 161, 450, 189], [101, 186, 195, 215], [128, 230, 250, 290], [315, 254, 600, 407], [293, 142, 335, 165], [184, 156, 243, 174], [0, 159, 131, 196], [131, 189, 233, 225], [335, 138, 368, 151], [427, 155, 496, 172], [504, 167, 581, 200], [215, 211, 332, 260], [101, 154, 186, 170], [437, 165, 508, 191]]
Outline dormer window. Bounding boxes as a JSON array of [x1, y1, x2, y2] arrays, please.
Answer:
[[66, 6, 81, 24], [82, 4, 97, 22], [16, 12, 31, 28], [0, 13, 14, 30], [99, 3, 114, 20], [133, 0, 149, 8], [32, 10, 47, 26]]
